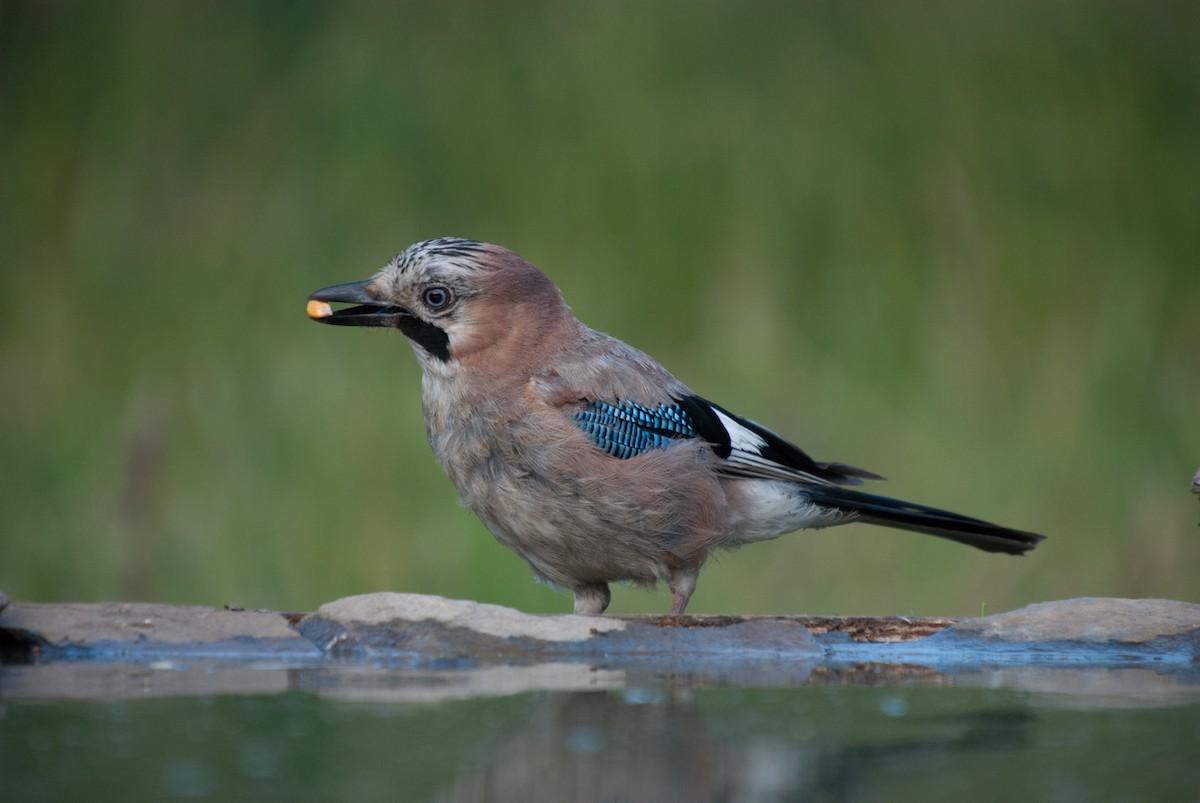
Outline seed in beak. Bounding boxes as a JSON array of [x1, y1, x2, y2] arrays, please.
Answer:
[[307, 299, 333, 320]]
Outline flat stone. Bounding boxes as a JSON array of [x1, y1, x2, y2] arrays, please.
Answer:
[[948, 598, 1200, 643], [5, 594, 1200, 678], [297, 593, 822, 670], [0, 601, 320, 658], [312, 592, 625, 643]]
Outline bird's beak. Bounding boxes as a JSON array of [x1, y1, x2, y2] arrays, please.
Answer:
[[306, 280, 410, 327]]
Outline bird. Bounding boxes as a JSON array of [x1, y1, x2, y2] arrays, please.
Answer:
[[307, 237, 1044, 615]]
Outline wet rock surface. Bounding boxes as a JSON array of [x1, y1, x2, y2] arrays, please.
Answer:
[[298, 592, 823, 670], [303, 592, 626, 653], [2, 592, 1198, 701], [947, 597, 1200, 643], [0, 600, 320, 659]]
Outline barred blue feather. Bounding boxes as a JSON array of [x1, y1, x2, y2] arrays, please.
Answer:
[[573, 400, 697, 459]]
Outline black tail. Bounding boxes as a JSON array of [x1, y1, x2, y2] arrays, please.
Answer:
[[804, 485, 1044, 555]]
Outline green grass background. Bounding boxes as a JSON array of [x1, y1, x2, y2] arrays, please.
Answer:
[[2, 1, 1197, 615]]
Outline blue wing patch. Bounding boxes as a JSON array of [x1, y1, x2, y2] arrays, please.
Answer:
[[572, 394, 883, 485], [573, 400, 698, 459]]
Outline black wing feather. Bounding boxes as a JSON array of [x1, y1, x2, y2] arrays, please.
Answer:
[[683, 395, 883, 486]]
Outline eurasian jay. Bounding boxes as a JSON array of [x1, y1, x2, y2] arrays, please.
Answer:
[[307, 238, 1044, 614]]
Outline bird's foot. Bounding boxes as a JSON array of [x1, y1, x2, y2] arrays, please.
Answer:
[[668, 567, 698, 614], [573, 583, 612, 615]]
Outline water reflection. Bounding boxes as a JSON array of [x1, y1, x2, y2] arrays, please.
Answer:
[[430, 690, 1034, 802], [2, 667, 1198, 800]]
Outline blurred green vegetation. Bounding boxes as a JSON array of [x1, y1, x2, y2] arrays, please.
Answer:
[[2, 1, 1197, 615]]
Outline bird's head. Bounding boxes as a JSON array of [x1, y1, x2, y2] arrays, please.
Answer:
[[307, 238, 574, 375]]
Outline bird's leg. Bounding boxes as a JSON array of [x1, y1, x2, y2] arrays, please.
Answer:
[[573, 582, 612, 615], [668, 567, 698, 614]]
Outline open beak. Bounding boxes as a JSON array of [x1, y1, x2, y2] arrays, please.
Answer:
[[306, 280, 410, 327]]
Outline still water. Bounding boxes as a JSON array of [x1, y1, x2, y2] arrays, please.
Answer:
[[3, 663, 1198, 801]]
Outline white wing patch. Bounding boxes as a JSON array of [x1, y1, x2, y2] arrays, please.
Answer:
[[707, 401, 844, 487], [714, 408, 767, 453]]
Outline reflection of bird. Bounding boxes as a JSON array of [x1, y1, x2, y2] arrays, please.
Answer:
[[308, 238, 1044, 614]]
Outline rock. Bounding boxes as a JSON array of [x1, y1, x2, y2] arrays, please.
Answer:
[[0, 601, 320, 658], [297, 592, 823, 674], [311, 592, 625, 643], [6, 593, 1199, 681], [948, 598, 1200, 643], [4, 594, 1200, 702], [0, 591, 8, 614]]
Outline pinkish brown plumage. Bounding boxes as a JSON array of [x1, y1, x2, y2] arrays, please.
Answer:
[[308, 238, 1044, 613]]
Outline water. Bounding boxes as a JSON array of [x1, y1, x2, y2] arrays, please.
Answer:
[[3, 662, 1198, 801]]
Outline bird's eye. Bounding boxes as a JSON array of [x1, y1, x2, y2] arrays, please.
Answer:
[[422, 286, 453, 311]]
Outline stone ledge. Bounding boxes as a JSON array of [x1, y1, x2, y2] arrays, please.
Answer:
[[2, 593, 1198, 668], [947, 598, 1200, 643], [0, 600, 321, 660], [3, 593, 1199, 702], [297, 592, 822, 666]]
